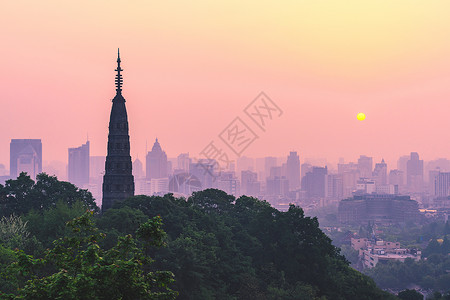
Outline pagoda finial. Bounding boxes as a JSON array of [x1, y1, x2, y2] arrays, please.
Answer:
[[115, 48, 123, 94]]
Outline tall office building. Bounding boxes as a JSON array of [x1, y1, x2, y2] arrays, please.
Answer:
[[264, 156, 277, 180], [301, 162, 313, 180], [301, 166, 328, 198], [10, 139, 42, 180], [146, 138, 168, 179], [241, 170, 260, 196], [357, 155, 373, 178], [68, 141, 90, 187], [189, 159, 216, 189], [177, 153, 190, 173], [432, 171, 450, 197], [327, 174, 344, 199], [216, 172, 240, 196], [338, 162, 360, 197], [373, 159, 387, 186], [389, 169, 404, 186], [237, 156, 254, 176], [133, 158, 144, 179], [286, 151, 300, 191], [102, 50, 135, 212], [406, 152, 423, 193], [397, 155, 409, 175], [266, 176, 289, 196]]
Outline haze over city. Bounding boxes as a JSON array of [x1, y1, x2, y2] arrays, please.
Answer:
[[3, 1, 450, 171], [4, 1, 450, 299]]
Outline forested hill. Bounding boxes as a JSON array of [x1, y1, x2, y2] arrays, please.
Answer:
[[0, 174, 394, 299], [107, 189, 393, 299]]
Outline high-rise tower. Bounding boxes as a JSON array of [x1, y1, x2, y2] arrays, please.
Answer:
[[68, 140, 90, 187], [102, 50, 134, 212], [10, 139, 42, 180], [286, 151, 300, 191], [146, 138, 168, 179]]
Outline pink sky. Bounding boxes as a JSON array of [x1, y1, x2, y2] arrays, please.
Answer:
[[2, 1, 450, 171]]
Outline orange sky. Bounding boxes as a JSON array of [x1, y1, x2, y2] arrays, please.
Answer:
[[2, 0, 450, 171]]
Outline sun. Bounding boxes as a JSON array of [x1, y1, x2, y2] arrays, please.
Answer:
[[357, 112, 366, 121]]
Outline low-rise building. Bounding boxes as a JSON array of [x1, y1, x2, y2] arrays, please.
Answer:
[[351, 238, 421, 268], [338, 194, 419, 225]]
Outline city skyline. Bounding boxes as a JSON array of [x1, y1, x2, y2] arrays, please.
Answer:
[[2, 1, 450, 168]]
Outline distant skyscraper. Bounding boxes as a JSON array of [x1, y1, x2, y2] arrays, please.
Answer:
[[216, 172, 240, 196], [373, 159, 387, 186], [397, 155, 409, 177], [301, 162, 313, 180], [68, 140, 90, 187], [389, 169, 404, 187], [302, 166, 328, 198], [10, 139, 42, 180], [241, 170, 260, 196], [264, 156, 277, 180], [146, 138, 168, 179], [266, 176, 289, 196], [432, 171, 450, 197], [286, 151, 300, 191], [269, 166, 283, 178], [102, 50, 135, 211], [133, 158, 144, 179], [338, 162, 360, 197], [406, 152, 423, 193], [190, 159, 216, 189], [237, 156, 254, 176], [327, 174, 343, 199], [357, 155, 373, 178], [177, 153, 190, 173]]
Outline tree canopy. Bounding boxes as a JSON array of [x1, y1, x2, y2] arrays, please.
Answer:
[[0, 212, 177, 300], [109, 189, 394, 299], [0, 173, 98, 217]]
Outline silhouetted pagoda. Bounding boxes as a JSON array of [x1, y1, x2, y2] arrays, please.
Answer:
[[102, 50, 134, 212]]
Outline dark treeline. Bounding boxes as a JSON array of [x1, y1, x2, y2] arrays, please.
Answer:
[[0, 173, 395, 299]]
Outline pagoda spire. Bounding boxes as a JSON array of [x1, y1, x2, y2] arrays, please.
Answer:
[[102, 49, 134, 212], [115, 48, 123, 94]]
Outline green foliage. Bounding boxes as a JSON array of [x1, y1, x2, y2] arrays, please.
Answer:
[[0, 187, 397, 299], [0, 212, 177, 300], [0, 215, 30, 249], [424, 239, 444, 257], [0, 214, 41, 256], [364, 255, 450, 292], [0, 173, 98, 217], [397, 289, 423, 300], [0, 245, 16, 294], [339, 244, 360, 268], [111, 189, 393, 299], [24, 201, 88, 249]]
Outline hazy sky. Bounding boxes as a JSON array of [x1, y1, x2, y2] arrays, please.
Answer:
[[2, 1, 450, 170]]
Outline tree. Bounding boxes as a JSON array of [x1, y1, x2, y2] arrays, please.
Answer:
[[188, 189, 235, 214], [0, 173, 98, 218], [0, 215, 30, 249], [23, 201, 89, 249], [115, 191, 395, 299], [397, 289, 423, 300], [424, 239, 442, 257], [1, 212, 177, 300]]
